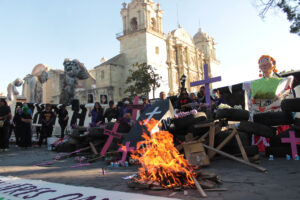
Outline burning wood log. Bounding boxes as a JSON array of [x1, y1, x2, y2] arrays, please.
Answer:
[[126, 118, 222, 197]]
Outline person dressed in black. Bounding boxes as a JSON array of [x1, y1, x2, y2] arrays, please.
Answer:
[[176, 90, 192, 111], [19, 105, 32, 148], [0, 98, 12, 152], [57, 104, 69, 139], [88, 102, 104, 126], [104, 100, 119, 123], [13, 106, 23, 146], [39, 104, 55, 147]]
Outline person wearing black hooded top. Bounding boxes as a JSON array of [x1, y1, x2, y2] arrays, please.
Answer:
[[176, 90, 192, 112], [13, 106, 23, 146], [104, 100, 119, 122], [18, 105, 32, 148], [0, 98, 12, 151], [57, 104, 69, 139], [39, 104, 55, 146]]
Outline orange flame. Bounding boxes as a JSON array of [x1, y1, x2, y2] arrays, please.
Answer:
[[118, 144, 127, 152], [131, 118, 195, 189]]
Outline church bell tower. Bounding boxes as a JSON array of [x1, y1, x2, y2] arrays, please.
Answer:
[[117, 0, 169, 98]]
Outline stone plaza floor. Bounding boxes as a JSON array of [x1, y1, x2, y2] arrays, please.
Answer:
[[0, 146, 300, 200]]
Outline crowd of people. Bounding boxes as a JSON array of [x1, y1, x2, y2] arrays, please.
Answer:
[[175, 86, 225, 113], [0, 85, 225, 151], [0, 94, 165, 151]]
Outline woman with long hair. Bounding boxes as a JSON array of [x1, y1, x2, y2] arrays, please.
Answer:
[[89, 102, 104, 126]]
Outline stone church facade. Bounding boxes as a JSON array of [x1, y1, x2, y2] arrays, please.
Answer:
[[22, 0, 218, 104], [94, 0, 218, 100]]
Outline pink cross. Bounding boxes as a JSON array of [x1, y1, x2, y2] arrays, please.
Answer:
[[281, 131, 300, 159], [118, 141, 135, 163], [100, 123, 122, 157], [127, 96, 144, 121]]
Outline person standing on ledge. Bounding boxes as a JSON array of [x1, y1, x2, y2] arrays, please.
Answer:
[[57, 104, 69, 139]]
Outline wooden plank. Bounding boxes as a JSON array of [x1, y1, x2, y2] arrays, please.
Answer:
[[199, 131, 209, 141], [234, 128, 249, 162], [89, 142, 98, 155], [209, 128, 236, 159], [192, 176, 207, 198], [203, 144, 268, 173], [194, 122, 215, 128], [207, 125, 216, 158]]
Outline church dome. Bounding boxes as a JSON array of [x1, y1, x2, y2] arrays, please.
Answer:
[[170, 27, 194, 46], [193, 28, 210, 43]]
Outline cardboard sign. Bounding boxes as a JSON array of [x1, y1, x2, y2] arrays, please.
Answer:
[[123, 99, 174, 148], [183, 141, 210, 166]]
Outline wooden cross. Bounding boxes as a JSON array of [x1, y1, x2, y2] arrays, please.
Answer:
[[190, 64, 222, 106], [100, 123, 122, 157], [281, 130, 300, 159], [118, 141, 135, 164], [126, 96, 144, 121]]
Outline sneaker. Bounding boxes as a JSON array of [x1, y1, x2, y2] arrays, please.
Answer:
[[4, 148, 8, 152], [0, 149, 3, 152]]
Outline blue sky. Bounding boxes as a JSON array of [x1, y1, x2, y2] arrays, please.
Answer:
[[0, 0, 299, 95]]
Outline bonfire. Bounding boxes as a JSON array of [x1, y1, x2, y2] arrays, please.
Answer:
[[130, 118, 195, 189]]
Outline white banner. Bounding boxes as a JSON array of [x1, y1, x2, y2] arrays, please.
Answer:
[[0, 176, 179, 200]]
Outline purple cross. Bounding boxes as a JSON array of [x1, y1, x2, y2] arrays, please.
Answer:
[[190, 64, 221, 106], [100, 123, 122, 157], [118, 141, 135, 163], [281, 131, 300, 159]]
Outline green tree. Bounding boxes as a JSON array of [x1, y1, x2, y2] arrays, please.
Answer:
[[125, 63, 162, 98], [256, 0, 299, 35]]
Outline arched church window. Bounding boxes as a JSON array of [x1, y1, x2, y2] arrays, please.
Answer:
[[151, 18, 156, 31], [130, 18, 138, 31]]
